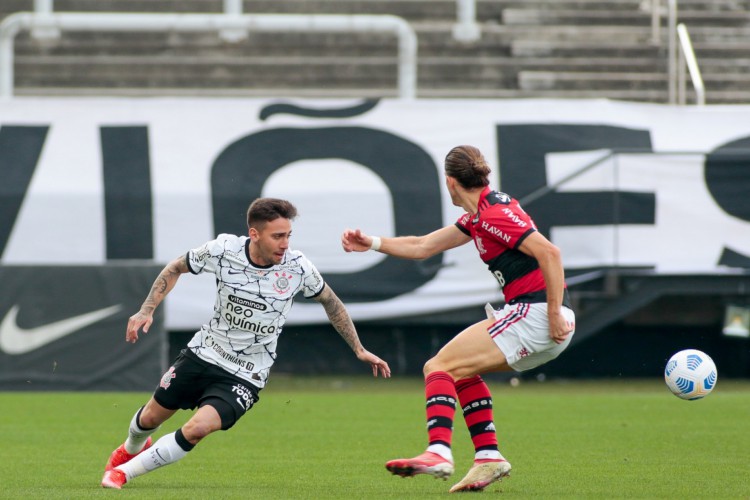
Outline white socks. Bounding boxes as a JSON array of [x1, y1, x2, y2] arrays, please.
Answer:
[[424, 445, 504, 463], [123, 407, 159, 455], [117, 432, 189, 481], [427, 443, 454, 463], [475, 450, 504, 461]]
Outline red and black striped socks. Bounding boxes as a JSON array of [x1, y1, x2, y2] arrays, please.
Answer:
[[424, 371, 457, 462], [456, 375, 502, 461]]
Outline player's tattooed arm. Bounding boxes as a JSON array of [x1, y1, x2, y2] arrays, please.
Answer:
[[314, 285, 363, 353], [126, 256, 189, 343], [314, 284, 392, 378], [141, 256, 189, 314]]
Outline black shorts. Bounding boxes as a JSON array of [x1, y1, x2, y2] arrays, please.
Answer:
[[153, 349, 260, 430]]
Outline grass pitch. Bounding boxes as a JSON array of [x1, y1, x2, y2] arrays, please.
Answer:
[[1, 377, 748, 499]]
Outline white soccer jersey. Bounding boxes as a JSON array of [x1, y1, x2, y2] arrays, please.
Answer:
[[185, 233, 325, 388]]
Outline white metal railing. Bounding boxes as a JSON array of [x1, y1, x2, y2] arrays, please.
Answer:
[[220, 0, 247, 41], [31, 0, 59, 39], [453, 0, 480, 42], [648, 0, 704, 105], [1, 11, 418, 99], [667, 0, 678, 103], [647, 0, 664, 44], [676, 23, 705, 105]]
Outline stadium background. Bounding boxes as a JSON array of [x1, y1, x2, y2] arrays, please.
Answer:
[[1, 0, 749, 390]]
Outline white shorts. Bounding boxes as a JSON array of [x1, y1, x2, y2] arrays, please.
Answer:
[[487, 302, 575, 372]]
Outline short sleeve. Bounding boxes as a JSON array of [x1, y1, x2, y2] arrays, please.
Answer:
[[301, 259, 326, 298], [186, 236, 229, 275], [481, 203, 536, 250], [455, 212, 472, 236]]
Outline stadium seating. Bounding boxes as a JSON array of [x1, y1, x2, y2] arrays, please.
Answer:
[[1, 0, 749, 103]]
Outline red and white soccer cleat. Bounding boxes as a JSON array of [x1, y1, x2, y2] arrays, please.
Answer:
[[104, 437, 152, 472], [101, 469, 127, 489], [385, 451, 454, 479], [448, 459, 511, 493]]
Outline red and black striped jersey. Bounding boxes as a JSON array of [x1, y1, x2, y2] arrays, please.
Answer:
[[455, 186, 550, 302]]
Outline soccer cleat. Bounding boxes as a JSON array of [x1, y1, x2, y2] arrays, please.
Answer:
[[385, 451, 454, 479], [101, 469, 127, 489], [105, 437, 153, 471], [448, 459, 512, 493]]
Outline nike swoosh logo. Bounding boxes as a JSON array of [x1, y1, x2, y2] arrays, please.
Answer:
[[0, 304, 122, 355]]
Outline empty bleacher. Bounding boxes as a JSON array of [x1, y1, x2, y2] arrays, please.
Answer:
[[1, 0, 749, 103]]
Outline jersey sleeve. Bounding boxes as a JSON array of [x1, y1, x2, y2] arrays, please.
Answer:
[[483, 203, 537, 249], [454, 212, 472, 236], [186, 235, 229, 275], [300, 256, 326, 298]]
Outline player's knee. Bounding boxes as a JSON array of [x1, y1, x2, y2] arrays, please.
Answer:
[[181, 419, 217, 444], [423, 357, 446, 377], [139, 402, 171, 429], [199, 396, 252, 431], [139, 412, 160, 430]]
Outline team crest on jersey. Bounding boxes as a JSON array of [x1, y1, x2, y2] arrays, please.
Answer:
[[273, 271, 292, 293], [160, 366, 176, 389]]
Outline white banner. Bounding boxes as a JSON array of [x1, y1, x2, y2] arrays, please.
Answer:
[[1, 97, 750, 329]]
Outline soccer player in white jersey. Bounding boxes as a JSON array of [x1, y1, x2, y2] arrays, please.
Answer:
[[101, 198, 391, 489]]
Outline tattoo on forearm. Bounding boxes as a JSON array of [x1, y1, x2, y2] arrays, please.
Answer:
[[320, 290, 360, 352], [142, 260, 183, 312], [155, 276, 169, 294]]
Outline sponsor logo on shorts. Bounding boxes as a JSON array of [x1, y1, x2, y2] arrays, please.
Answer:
[[160, 366, 176, 389], [232, 383, 255, 411], [517, 347, 531, 358]]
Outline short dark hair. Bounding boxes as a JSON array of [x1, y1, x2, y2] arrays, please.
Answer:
[[444, 145, 491, 189], [246, 198, 298, 230]]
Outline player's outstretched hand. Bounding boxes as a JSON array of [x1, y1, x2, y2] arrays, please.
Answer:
[[126, 310, 153, 343], [341, 228, 372, 253], [356, 348, 392, 378]]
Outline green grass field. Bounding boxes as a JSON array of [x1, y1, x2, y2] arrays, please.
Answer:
[[1, 377, 748, 499]]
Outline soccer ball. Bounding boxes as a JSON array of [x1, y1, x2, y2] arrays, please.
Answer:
[[664, 349, 717, 400]]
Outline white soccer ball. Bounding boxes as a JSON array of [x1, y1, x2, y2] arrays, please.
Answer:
[[664, 349, 717, 400]]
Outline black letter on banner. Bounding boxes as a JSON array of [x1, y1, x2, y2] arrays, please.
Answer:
[[100, 126, 153, 259], [705, 136, 750, 267], [496, 124, 656, 237], [0, 126, 48, 258], [211, 127, 443, 302]]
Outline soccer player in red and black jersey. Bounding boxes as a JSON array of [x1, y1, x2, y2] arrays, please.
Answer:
[[341, 145, 575, 493]]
